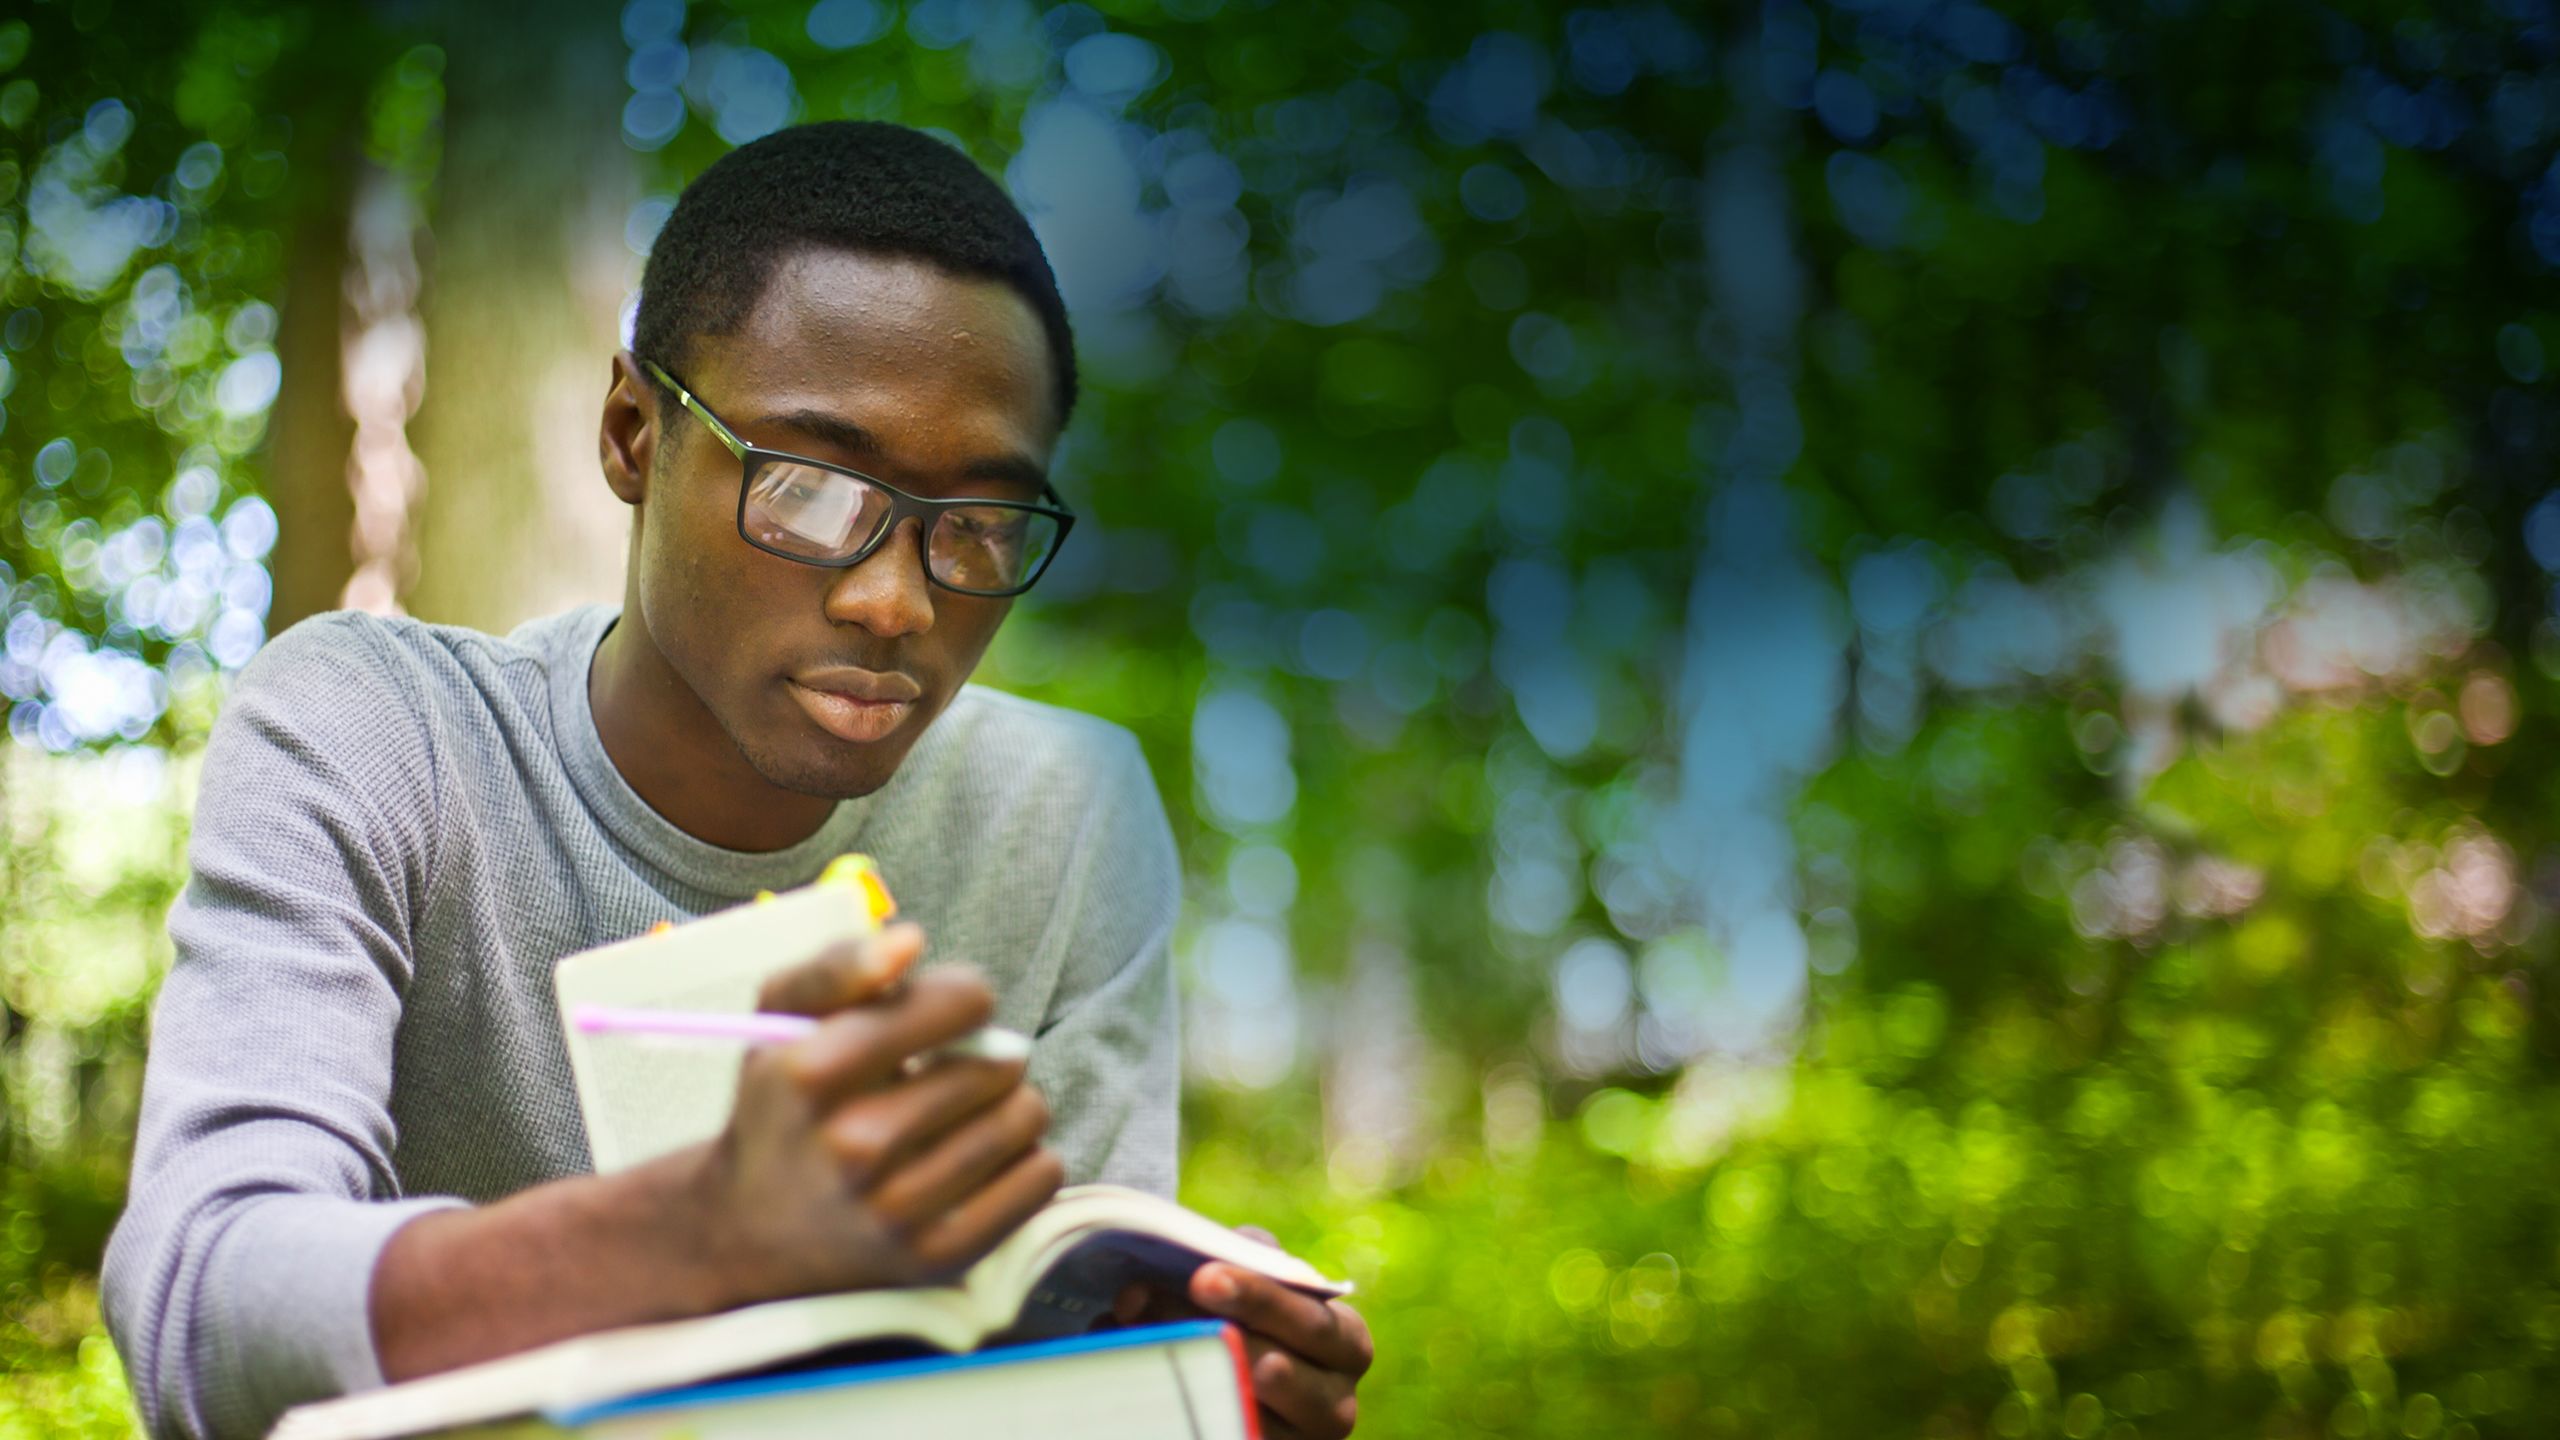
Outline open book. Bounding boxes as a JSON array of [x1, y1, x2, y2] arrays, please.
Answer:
[[269, 1184, 1348, 1440]]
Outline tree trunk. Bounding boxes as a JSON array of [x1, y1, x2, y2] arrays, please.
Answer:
[[258, 24, 387, 635], [405, 8, 635, 634], [264, 191, 360, 632]]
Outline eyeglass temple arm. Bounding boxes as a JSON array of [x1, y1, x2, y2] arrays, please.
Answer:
[[641, 358, 751, 460]]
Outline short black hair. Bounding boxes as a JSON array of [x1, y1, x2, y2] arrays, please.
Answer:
[[633, 120, 1077, 424]]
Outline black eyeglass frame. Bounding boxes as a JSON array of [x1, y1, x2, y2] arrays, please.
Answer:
[[640, 357, 1076, 598]]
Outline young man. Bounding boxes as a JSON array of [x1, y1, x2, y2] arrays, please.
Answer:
[[103, 121, 1370, 1440]]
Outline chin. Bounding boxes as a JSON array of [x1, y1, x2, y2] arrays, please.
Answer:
[[748, 739, 908, 801], [723, 721, 911, 801]]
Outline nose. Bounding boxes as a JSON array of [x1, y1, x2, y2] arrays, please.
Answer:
[[821, 517, 936, 638]]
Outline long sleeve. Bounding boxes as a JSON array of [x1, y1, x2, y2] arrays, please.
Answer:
[[1021, 731, 1183, 1199], [103, 616, 463, 1440]]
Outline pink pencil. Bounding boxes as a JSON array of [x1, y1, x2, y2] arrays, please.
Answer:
[[568, 1005, 1033, 1062], [570, 1006, 818, 1044]]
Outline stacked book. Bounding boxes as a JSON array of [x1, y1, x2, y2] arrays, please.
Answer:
[[530, 1320, 1258, 1439]]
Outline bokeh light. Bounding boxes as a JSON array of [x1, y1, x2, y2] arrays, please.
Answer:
[[8, 4, 2560, 1439]]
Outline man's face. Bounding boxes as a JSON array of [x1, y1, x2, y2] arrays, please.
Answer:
[[626, 249, 1059, 800]]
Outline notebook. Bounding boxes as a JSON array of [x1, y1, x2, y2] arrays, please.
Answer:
[[552, 854, 897, 1172]]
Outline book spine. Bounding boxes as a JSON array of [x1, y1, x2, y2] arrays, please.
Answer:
[[1221, 1323, 1262, 1440]]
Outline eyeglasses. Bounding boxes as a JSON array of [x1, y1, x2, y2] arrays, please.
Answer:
[[641, 358, 1075, 598]]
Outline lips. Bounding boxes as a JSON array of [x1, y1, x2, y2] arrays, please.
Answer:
[[787, 667, 923, 745]]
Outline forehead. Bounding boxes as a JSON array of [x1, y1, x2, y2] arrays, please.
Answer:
[[694, 248, 1058, 444]]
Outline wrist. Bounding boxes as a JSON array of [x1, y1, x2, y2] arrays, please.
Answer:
[[630, 1141, 751, 1316]]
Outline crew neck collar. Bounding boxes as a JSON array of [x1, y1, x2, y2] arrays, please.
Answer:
[[545, 604, 875, 900]]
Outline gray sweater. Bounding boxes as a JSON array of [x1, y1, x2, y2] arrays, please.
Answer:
[[101, 605, 1181, 1440]]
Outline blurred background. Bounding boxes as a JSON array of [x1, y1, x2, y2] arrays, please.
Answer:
[[3, 0, 2559, 1436]]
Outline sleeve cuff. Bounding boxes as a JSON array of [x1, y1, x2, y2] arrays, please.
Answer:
[[205, 1193, 471, 1432]]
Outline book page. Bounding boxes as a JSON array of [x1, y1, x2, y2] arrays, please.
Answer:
[[965, 1185, 1351, 1337], [554, 885, 881, 1172], [271, 1286, 987, 1440]]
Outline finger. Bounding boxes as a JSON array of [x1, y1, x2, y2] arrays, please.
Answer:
[[822, 1056, 1025, 1183], [1110, 1280, 1199, 1327], [1111, 1283, 1151, 1326], [1247, 1337, 1357, 1440], [780, 968, 994, 1101], [910, 1146, 1065, 1276], [757, 922, 926, 1016], [1191, 1267, 1374, 1377], [864, 1083, 1050, 1221], [1235, 1224, 1279, 1249]]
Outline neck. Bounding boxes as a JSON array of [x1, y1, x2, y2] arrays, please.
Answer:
[[588, 608, 836, 853]]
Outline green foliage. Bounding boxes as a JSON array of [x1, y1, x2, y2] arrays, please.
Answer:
[[0, 1278, 138, 1440], [1173, 689, 2559, 1438], [0, 1, 414, 749], [0, 750, 189, 1436], [9, 4, 2560, 1440]]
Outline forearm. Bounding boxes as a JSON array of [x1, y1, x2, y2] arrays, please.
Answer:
[[370, 1145, 727, 1382]]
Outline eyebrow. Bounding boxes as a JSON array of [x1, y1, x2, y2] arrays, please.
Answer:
[[753, 407, 1051, 495]]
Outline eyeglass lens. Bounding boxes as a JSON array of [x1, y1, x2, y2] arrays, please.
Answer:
[[744, 460, 1061, 593]]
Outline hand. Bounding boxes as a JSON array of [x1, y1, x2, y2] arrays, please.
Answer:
[[677, 926, 1065, 1309], [1111, 1226, 1373, 1439], [754, 917, 930, 1015]]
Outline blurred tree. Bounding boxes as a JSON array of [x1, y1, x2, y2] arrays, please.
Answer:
[[13, 2, 2560, 1438], [259, 154, 360, 629], [259, 5, 418, 628], [402, 0, 634, 633]]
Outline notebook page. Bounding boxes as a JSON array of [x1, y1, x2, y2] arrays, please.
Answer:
[[555, 885, 882, 1172]]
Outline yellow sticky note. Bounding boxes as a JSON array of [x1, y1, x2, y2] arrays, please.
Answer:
[[817, 853, 897, 924]]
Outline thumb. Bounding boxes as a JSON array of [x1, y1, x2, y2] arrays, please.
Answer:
[[756, 922, 925, 1016]]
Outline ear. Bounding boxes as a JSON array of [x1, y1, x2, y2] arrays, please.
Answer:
[[599, 351, 658, 507]]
